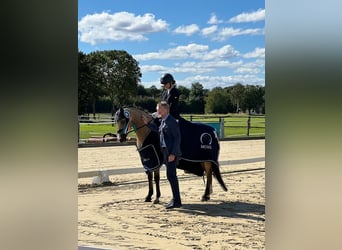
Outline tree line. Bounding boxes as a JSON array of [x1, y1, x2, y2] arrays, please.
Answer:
[[79, 50, 265, 118]]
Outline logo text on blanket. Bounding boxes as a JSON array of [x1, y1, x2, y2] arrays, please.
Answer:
[[200, 132, 212, 149]]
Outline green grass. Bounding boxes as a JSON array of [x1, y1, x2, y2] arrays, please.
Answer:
[[79, 123, 117, 139], [224, 126, 265, 137], [78, 113, 265, 140], [182, 114, 265, 137]]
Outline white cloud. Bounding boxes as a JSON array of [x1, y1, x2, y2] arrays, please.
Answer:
[[208, 13, 224, 24], [234, 59, 264, 74], [78, 11, 168, 45], [180, 74, 264, 89], [134, 43, 240, 62], [243, 47, 265, 58], [181, 71, 261, 91], [134, 43, 209, 60], [176, 60, 243, 73], [141, 66, 264, 89], [229, 8, 265, 23], [140, 59, 243, 77], [173, 24, 200, 36], [213, 27, 264, 41], [201, 25, 218, 36], [172, 64, 213, 74], [202, 45, 240, 60], [234, 67, 260, 74], [139, 65, 168, 72]]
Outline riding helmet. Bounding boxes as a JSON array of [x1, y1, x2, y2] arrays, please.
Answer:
[[160, 73, 175, 85]]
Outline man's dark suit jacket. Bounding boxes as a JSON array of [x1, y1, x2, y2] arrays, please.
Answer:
[[148, 114, 181, 158]]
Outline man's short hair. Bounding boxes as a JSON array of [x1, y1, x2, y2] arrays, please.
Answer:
[[158, 101, 170, 110]]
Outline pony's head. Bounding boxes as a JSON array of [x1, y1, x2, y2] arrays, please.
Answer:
[[114, 108, 130, 142]]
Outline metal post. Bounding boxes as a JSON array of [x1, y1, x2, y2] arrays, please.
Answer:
[[247, 116, 251, 136], [219, 117, 225, 139]]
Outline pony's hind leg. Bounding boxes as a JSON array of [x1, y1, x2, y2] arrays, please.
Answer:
[[145, 171, 153, 202], [153, 169, 161, 204], [201, 162, 213, 201]]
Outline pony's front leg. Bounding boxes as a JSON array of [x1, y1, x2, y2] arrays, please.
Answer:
[[201, 162, 213, 201], [153, 169, 161, 204], [145, 171, 153, 202]]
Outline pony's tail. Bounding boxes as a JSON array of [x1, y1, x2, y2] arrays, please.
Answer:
[[212, 163, 228, 191]]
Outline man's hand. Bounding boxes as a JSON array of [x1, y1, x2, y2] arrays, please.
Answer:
[[151, 112, 159, 118], [168, 154, 175, 162]]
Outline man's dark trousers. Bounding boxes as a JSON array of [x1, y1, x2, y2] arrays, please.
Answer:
[[163, 149, 181, 206]]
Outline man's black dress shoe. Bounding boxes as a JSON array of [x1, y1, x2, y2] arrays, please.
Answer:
[[165, 203, 182, 209]]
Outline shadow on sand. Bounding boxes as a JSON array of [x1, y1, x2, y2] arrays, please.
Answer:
[[178, 201, 265, 221]]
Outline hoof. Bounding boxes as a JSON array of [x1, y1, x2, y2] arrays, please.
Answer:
[[153, 199, 159, 204], [145, 197, 152, 202]]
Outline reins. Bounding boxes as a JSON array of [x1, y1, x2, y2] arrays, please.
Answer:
[[125, 114, 154, 135], [126, 123, 148, 134]]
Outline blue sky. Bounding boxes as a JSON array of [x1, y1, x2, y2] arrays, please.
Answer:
[[78, 0, 265, 90]]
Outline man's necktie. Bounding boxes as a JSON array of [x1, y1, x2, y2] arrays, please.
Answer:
[[160, 119, 165, 147]]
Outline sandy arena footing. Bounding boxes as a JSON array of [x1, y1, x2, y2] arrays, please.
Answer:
[[78, 139, 265, 250]]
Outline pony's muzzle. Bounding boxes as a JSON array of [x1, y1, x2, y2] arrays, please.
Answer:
[[118, 133, 127, 142]]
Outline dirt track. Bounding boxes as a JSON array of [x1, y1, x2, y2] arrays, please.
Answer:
[[78, 139, 265, 250]]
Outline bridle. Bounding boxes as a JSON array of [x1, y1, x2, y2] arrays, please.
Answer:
[[115, 108, 149, 141], [117, 119, 147, 135]]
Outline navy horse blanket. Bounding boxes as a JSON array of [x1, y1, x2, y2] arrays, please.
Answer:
[[137, 130, 163, 172], [138, 117, 220, 176], [177, 117, 220, 176]]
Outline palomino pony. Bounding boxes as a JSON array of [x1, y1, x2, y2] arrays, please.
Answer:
[[114, 107, 228, 203]]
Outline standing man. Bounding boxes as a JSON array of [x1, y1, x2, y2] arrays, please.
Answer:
[[143, 101, 182, 209], [160, 73, 181, 119]]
